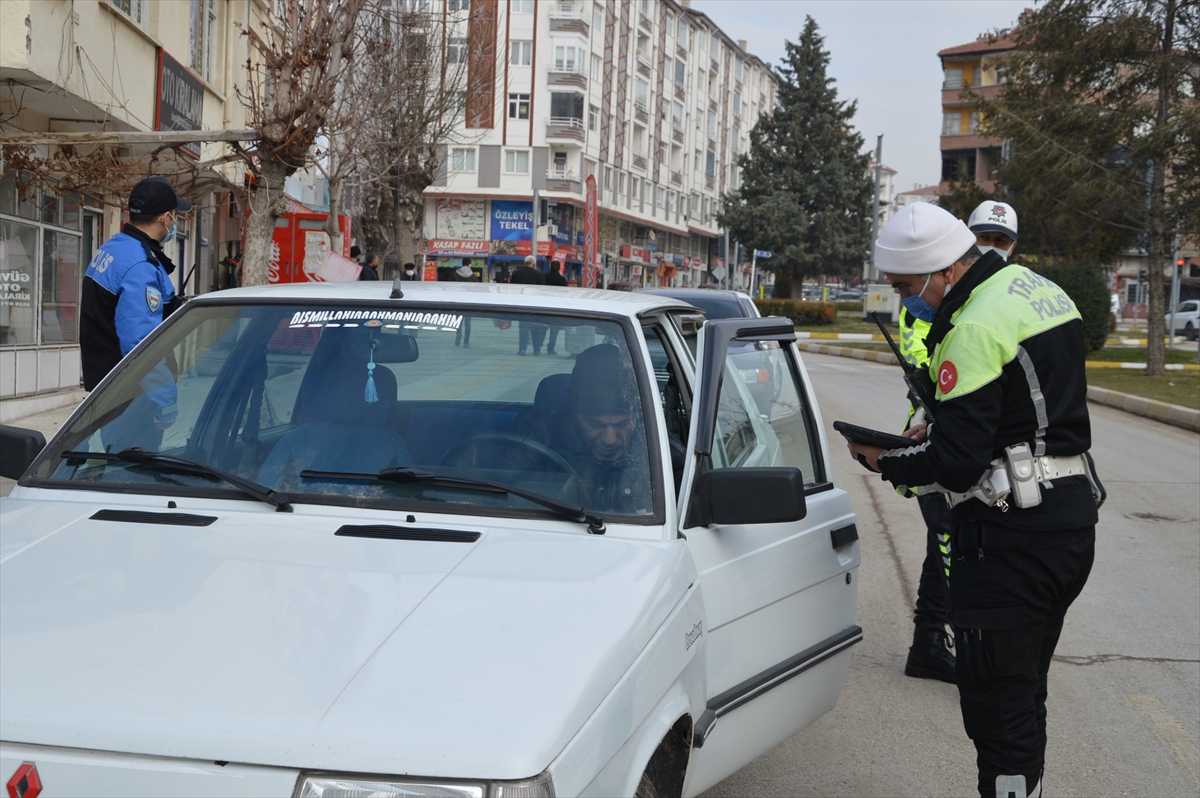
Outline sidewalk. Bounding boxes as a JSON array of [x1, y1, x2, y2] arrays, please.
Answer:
[[0, 400, 85, 498]]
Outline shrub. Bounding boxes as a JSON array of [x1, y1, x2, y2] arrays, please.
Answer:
[[1027, 260, 1111, 352], [753, 298, 836, 326]]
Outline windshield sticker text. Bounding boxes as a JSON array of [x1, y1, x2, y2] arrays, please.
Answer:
[[290, 309, 464, 331]]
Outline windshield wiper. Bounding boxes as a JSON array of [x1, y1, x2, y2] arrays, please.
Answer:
[[61, 448, 292, 512], [300, 466, 607, 535]]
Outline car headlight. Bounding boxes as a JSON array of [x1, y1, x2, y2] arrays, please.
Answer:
[[294, 772, 553, 798]]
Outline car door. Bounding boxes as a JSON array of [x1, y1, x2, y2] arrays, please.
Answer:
[[678, 317, 861, 795]]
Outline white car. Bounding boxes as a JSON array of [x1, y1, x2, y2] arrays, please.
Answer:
[[1166, 299, 1200, 340], [0, 282, 860, 798]]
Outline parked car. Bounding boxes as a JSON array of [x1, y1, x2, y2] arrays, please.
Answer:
[[607, 281, 638, 292], [1166, 299, 1200, 340], [0, 282, 860, 798], [643, 288, 781, 415]]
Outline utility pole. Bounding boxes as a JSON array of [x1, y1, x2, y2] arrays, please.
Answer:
[[869, 134, 883, 282]]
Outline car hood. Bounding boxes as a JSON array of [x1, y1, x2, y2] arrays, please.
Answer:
[[0, 494, 693, 779]]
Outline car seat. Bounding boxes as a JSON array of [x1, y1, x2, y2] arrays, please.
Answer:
[[257, 354, 412, 488]]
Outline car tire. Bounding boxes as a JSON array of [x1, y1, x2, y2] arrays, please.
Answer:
[[1186, 322, 1196, 341]]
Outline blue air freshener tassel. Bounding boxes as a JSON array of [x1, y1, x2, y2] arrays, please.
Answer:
[[364, 340, 380, 404]]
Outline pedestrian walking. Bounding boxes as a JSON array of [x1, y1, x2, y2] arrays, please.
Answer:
[[453, 259, 477, 347], [80, 176, 191, 391], [545, 260, 568, 355], [402, 262, 419, 281], [848, 202, 1102, 798], [509, 255, 547, 355]]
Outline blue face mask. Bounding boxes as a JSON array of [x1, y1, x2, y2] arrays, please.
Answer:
[[161, 214, 177, 244], [901, 295, 938, 323]]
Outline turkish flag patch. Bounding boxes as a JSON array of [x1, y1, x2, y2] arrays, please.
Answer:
[[937, 361, 958, 394]]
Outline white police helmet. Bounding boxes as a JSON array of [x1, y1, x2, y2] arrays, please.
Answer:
[[968, 201, 1019, 241]]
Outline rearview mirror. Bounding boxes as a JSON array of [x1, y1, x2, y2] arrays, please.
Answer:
[[0, 425, 48, 481], [687, 467, 807, 527]]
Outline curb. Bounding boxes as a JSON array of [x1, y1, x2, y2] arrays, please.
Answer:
[[796, 342, 1200, 434], [0, 388, 88, 425]]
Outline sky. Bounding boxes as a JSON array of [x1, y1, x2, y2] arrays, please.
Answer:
[[692, 0, 1034, 193]]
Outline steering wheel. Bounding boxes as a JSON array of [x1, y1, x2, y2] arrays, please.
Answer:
[[439, 432, 585, 503]]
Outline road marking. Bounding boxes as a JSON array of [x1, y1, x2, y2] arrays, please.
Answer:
[[1125, 694, 1200, 785]]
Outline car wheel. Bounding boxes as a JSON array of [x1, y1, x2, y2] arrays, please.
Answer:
[[1186, 322, 1196, 341]]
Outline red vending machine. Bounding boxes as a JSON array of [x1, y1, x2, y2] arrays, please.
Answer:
[[258, 211, 353, 285]]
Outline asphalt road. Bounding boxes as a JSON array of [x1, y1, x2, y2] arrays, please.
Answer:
[[703, 351, 1200, 798]]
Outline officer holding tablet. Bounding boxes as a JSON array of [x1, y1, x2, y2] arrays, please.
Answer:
[[846, 202, 1101, 798]]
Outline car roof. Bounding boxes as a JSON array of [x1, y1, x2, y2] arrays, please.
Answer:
[[642, 288, 754, 317], [190, 281, 693, 318]]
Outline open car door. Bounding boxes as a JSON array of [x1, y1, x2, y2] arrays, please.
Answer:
[[679, 317, 862, 795]]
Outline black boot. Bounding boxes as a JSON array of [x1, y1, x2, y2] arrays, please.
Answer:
[[905, 624, 956, 683]]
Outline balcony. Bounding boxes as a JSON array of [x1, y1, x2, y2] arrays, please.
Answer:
[[940, 132, 1003, 150], [634, 101, 649, 124], [674, 80, 686, 100], [709, 98, 718, 113], [705, 176, 715, 190], [672, 127, 684, 144], [546, 116, 585, 142], [941, 82, 1003, 106], [636, 58, 652, 78], [677, 44, 688, 60], [546, 168, 582, 194], [670, 170, 682, 186], [632, 153, 648, 171], [548, 2, 589, 36], [638, 12, 653, 33], [547, 66, 587, 89]]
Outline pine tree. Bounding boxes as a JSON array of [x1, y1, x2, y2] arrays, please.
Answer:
[[718, 17, 872, 298]]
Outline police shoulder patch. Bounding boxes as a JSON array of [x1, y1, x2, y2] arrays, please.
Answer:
[[146, 286, 162, 312]]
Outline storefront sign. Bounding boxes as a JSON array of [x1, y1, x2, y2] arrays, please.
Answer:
[[691, 256, 703, 270], [490, 200, 533, 241], [418, 239, 490, 257], [155, 50, 204, 159], [620, 245, 649, 263], [437, 198, 487, 240]]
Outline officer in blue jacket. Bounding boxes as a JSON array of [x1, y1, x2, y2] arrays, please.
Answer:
[[81, 176, 190, 390], [80, 177, 190, 449]]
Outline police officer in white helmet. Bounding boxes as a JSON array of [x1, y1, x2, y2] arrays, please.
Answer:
[[850, 202, 1102, 798], [968, 201, 1019, 261]]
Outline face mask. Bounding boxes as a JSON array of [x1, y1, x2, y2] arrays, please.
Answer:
[[900, 273, 938, 323], [405, 269, 415, 276], [161, 214, 177, 244], [977, 244, 1014, 262]]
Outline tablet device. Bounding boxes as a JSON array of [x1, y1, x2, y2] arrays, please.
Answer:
[[833, 420, 919, 449]]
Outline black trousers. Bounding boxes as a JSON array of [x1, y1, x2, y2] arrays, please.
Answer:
[[950, 520, 1095, 798], [914, 493, 952, 628]]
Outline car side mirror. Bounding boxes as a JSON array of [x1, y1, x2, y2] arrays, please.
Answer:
[[0, 425, 47, 481], [687, 467, 807, 527]]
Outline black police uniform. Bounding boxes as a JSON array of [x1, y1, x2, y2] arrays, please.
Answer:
[[877, 252, 1101, 798]]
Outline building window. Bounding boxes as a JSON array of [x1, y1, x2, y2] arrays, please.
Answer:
[[943, 67, 963, 90], [634, 79, 649, 113], [732, 91, 741, 117], [592, 53, 603, 82], [941, 111, 961, 136], [504, 150, 530, 174], [672, 102, 683, 130], [735, 59, 743, 82], [655, 186, 664, 207], [604, 165, 612, 190], [508, 93, 530, 120], [447, 37, 469, 64], [677, 16, 687, 41], [448, 0, 470, 9], [451, 148, 476, 172], [968, 111, 980, 134], [705, 150, 716, 179], [593, 3, 603, 31], [674, 58, 686, 90], [589, 104, 599, 131], [511, 0, 533, 12], [510, 40, 532, 66], [108, 0, 145, 25], [554, 42, 585, 73], [549, 91, 584, 122], [706, 110, 716, 138], [189, 0, 217, 81]]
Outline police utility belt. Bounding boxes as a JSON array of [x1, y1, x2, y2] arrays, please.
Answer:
[[946, 442, 1100, 512]]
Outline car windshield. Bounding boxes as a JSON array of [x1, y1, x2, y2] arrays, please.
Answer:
[[34, 302, 659, 522]]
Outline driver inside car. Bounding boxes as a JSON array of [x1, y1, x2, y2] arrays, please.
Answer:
[[538, 343, 652, 515]]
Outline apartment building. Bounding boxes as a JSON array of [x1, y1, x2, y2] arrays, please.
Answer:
[[937, 34, 1016, 191], [0, 0, 257, 403], [421, 0, 778, 287]]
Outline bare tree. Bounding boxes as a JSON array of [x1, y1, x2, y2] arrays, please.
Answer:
[[353, 0, 499, 267], [236, 0, 369, 285]]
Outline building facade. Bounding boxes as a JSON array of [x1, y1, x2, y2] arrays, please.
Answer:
[[0, 0, 260, 402], [937, 34, 1015, 191], [421, 0, 777, 288]]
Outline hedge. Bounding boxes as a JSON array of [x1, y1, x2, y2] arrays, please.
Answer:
[[753, 299, 836, 326], [1025, 260, 1111, 352]]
